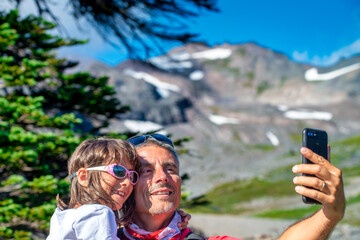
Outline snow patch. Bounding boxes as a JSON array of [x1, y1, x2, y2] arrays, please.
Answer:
[[189, 70, 204, 81], [149, 48, 232, 71], [191, 48, 232, 60], [149, 57, 193, 70], [305, 63, 360, 81], [266, 131, 280, 146], [208, 114, 239, 125], [170, 48, 232, 61], [123, 120, 166, 134], [277, 105, 289, 112], [124, 69, 180, 98], [284, 110, 333, 121]]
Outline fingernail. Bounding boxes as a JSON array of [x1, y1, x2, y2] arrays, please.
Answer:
[[295, 186, 301, 193], [301, 147, 308, 153], [293, 177, 298, 183], [292, 165, 298, 172]]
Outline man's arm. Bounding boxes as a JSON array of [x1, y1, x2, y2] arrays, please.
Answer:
[[278, 147, 345, 240]]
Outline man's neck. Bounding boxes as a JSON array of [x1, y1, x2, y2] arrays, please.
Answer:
[[132, 212, 175, 232]]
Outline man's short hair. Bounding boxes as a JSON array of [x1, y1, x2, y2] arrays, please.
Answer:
[[134, 137, 179, 167]]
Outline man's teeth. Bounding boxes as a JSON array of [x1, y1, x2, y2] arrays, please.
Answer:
[[153, 191, 171, 195]]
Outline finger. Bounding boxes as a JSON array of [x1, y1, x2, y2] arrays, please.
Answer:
[[177, 222, 187, 230], [299, 147, 341, 176], [301, 147, 328, 165], [292, 164, 331, 180], [176, 209, 191, 222], [177, 209, 185, 216], [293, 176, 327, 192], [295, 185, 327, 203]]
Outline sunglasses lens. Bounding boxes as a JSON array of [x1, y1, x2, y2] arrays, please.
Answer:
[[127, 136, 146, 146], [113, 165, 127, 178], [129, 172, 138, 184], [127, 134, 174, 148], [152, 134, 174, 147]]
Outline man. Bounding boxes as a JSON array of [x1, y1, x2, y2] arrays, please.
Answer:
[[120, 134, 345, 240]]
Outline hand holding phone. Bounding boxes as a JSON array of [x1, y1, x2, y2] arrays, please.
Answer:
[[301, 128, 328, 204], [292, 129, 345, 223]]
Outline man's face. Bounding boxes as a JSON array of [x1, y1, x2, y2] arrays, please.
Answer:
[[134, 145, 182, 216]]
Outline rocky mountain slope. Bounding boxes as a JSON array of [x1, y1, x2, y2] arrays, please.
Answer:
[[83, 42, 360, 196]]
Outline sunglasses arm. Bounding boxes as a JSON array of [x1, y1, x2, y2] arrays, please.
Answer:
[[86, 166, 107, 171]]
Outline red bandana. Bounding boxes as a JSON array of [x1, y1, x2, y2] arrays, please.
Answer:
[[122, 212, 188, 240]]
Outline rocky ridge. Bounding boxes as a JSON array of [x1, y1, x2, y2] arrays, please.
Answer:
[[83, 42, 360, 197], [81, 42, 360, 237]]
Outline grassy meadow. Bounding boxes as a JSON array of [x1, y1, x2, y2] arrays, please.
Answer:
[[185, 134, 360, 226]]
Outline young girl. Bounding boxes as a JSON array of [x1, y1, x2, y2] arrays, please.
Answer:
[[47, 137, 140, 239]]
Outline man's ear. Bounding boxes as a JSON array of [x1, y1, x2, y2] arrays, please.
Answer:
[[77, 168, 89, 187]]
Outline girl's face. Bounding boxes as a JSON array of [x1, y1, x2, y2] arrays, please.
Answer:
[[100, 158, 135, 210]]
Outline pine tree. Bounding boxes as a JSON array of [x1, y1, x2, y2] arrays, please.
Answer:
[[0, 10, 128, 239], [8, 0, 218, 59]]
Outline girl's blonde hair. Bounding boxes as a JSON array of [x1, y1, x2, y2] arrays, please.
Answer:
[[57, 137, 139, 225]]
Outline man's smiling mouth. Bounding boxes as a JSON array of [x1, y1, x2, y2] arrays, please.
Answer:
[[150, 188, 174, 196], [152, 191, 172, 195]]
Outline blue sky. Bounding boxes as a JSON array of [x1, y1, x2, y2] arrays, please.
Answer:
[[6, 0, 360, 67], [189, 0, 360, 67]]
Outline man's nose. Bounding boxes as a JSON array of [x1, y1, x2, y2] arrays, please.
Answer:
[[154, 168, 168, 183]]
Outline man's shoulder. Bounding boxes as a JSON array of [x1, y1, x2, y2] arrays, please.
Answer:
[[184, 229, 243, 240], [182, 228, 207, 240], [208, 236, 242, 240]]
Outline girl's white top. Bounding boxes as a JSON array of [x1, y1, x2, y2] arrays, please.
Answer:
[[47, 204, 120, 240]]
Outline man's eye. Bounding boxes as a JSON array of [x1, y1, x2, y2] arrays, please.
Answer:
[[141, 168, 152, 174], [166, 167, 177, 173]]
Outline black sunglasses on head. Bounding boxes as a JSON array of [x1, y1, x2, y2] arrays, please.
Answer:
[[127, 134, 174, 148]]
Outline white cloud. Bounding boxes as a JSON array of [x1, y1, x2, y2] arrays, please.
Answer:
[[292, 50, 310, 63], [293, 39, 360, 67]]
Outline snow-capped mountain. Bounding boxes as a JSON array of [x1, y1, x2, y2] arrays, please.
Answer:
[[84, 42, 360, 196]]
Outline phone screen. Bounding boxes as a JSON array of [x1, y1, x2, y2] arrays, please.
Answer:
[[302, 128, 328, 204]]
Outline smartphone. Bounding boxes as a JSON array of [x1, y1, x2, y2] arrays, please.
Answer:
[[302, 128, 328, 204]]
